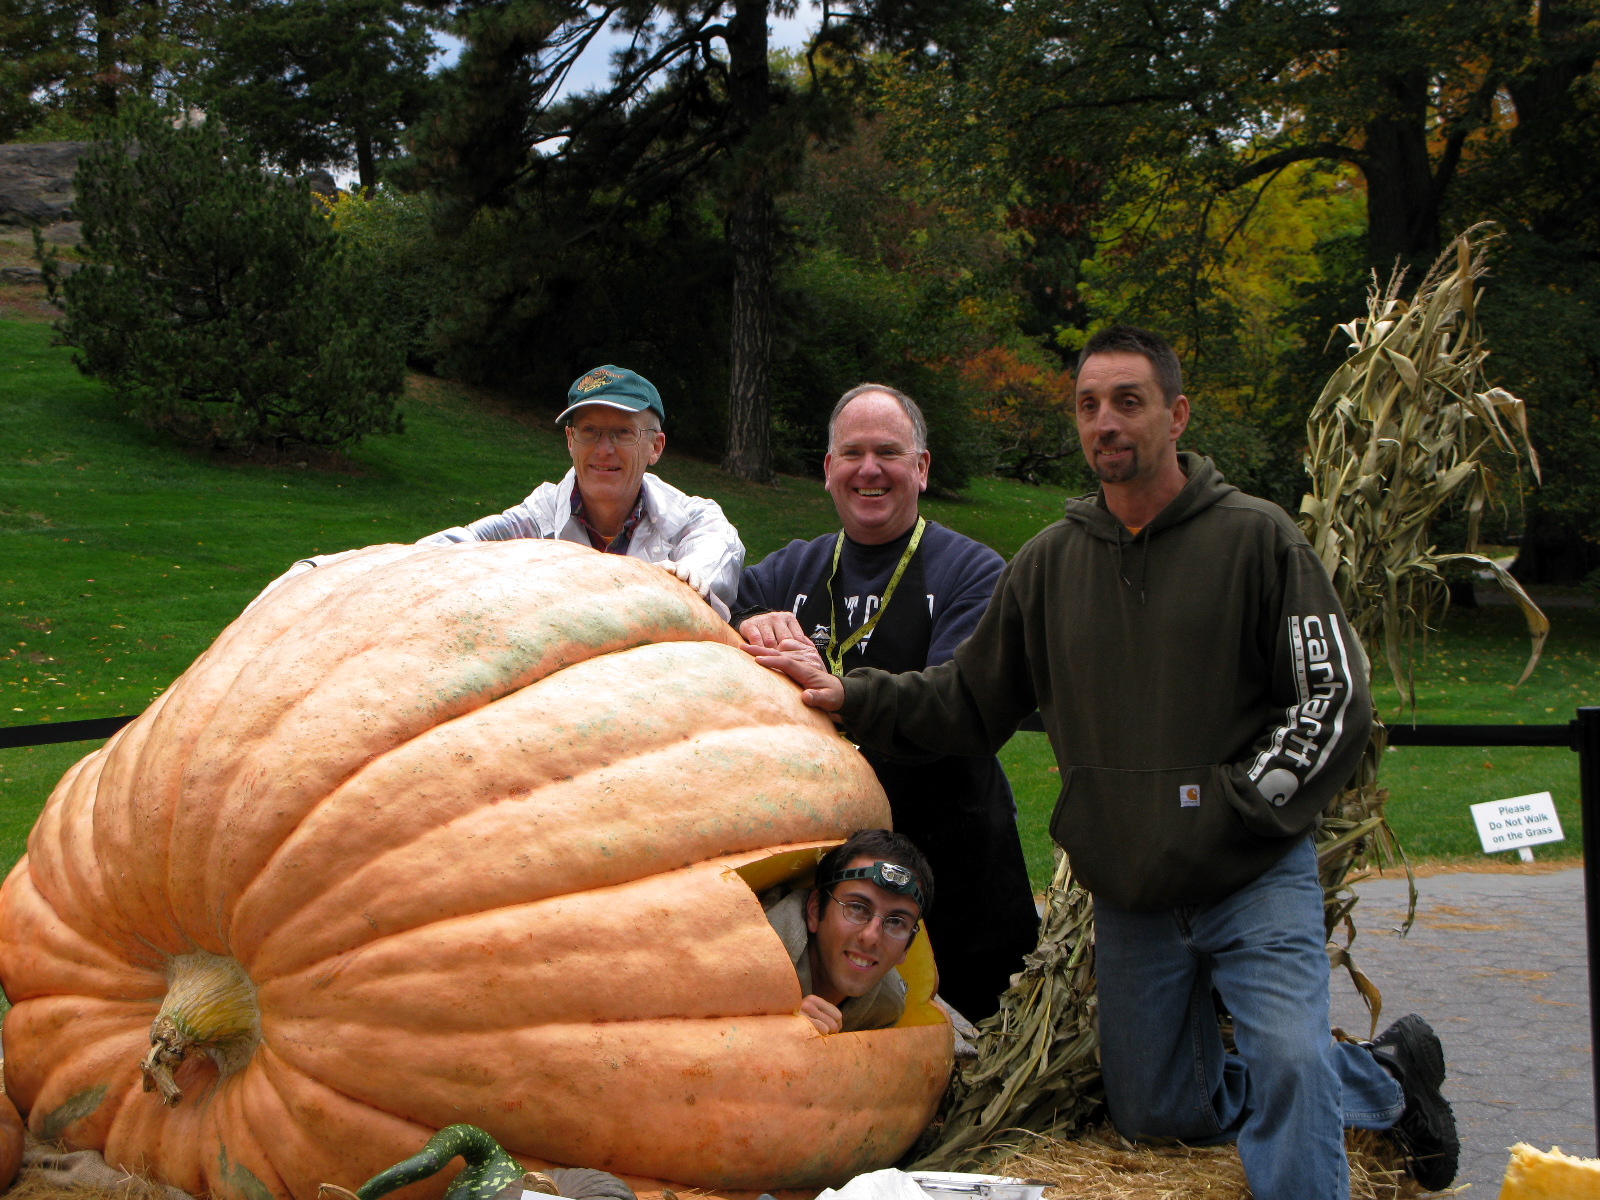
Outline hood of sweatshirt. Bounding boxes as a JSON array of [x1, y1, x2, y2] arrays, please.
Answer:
[[1061, 452, 1238, 542], [1059, 453, 1240, 604]]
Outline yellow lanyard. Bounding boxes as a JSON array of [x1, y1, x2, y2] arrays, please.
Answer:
[[823, 517, 927, 677]]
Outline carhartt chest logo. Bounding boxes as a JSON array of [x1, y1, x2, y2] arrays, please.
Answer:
[[1179, 784, 1201, 808]]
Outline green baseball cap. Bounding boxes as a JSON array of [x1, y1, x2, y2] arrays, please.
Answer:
[[556, 365, 665, 426]]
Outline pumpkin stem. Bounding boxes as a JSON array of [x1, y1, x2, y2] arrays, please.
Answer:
[[139, 951, 261, 1107]]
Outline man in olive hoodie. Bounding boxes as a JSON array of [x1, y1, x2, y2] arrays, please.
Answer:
[[746, 326, 1458, 1200]]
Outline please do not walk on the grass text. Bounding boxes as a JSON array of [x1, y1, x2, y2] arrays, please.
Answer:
[[1469, 790, 1564, 862]]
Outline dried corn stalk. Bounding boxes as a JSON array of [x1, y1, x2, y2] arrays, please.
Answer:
[[912, 852, 1100, 1169], [1302, 223, 1547, 1034], [919, 224, 1546, 1168], [1301, 225, 1546, 697]]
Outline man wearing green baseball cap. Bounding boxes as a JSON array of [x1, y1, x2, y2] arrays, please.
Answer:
[[252, 365, 744, 614]]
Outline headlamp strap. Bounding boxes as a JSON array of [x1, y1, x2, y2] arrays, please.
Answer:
[[820, 860, 926, 912]]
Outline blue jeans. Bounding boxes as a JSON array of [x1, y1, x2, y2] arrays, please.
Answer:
[[1094, 837, 1402, 1200]]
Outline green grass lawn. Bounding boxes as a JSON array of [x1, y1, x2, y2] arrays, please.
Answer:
[[3, 316, 1596, 887], [1367, 607, 1596, 864]]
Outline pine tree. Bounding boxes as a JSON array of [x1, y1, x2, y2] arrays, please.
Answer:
[[45, 104, 406, 455], [0, 0, 203, 135], [195, 0, 437, 192]]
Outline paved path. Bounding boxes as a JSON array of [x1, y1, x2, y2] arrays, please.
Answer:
[[1327, 867, 1592, 1197]]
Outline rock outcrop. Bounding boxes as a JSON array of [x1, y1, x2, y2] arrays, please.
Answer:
[[0, 142, 93, 226]]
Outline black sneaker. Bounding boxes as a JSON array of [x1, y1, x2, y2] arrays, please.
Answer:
[[1367, 1014, 1460, 1191]]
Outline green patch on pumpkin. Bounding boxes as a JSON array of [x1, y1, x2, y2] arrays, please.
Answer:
[[218, 1143, 278, 1200], [39, 1082, 105, 1140]]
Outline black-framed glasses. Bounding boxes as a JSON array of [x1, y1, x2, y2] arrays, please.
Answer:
[[570, 424, 659, 447], [826, 894, 919, 941]]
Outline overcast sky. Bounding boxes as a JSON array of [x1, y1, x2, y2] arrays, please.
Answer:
[[431, 4, 821, 96], [346, 8, 819, 186]]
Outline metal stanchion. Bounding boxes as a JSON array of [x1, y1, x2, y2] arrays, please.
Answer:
[[1577, 706, 1600, 1151]]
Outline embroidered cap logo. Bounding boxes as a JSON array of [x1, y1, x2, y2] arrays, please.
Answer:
[[575, 368, 622, 394]]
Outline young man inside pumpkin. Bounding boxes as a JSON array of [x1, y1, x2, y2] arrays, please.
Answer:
[[763, 829, 934, 1035], [249, 365, 745, 617]]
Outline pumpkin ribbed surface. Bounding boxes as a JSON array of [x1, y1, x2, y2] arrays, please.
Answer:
[[0, 541, 952, 1199], [0, 1088, 19, 1188]]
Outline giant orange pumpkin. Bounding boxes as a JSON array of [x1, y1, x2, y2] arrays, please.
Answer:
[[0, 540, 951, 1199], [0, 1089, 20, 1188]]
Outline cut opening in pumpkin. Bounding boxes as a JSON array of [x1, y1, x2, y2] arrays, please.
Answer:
[[731, 844, 946, 1031]]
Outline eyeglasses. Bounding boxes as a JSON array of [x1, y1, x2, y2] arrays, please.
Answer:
[[826, 894, 920, 941], [570, 424, 659, 447]]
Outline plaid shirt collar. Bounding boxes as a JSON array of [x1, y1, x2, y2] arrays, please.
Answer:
[[570, 485, 647, 554]]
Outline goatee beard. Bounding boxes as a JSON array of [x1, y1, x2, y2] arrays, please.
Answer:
[[1092, 448, 1140, 483]]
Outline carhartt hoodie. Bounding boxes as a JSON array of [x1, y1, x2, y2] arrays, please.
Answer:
[[839, 454, 1373, 910]]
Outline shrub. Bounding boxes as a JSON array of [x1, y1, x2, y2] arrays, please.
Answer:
[[42, 104, 404, 455], [774, 247, 989, 493], [326, 185, 447, 370], [960, 347, 1090, 489]]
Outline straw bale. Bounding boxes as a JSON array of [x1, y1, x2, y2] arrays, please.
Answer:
[[6, 1168, 175, 1200], [976, 1125, 1460, 1200], [6, 1137, 188, 1200]]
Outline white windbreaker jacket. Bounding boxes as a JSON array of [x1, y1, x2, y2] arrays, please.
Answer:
[[417, 470, 743, 609], [255, 470, 743, 616]]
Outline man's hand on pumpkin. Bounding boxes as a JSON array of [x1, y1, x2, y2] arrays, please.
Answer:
[[657, 558, 709, 596], [799, 994, 842, 1035], [743, 638, 845, 712], [656, 559, 731, 620], [739, 610, 809, 648]]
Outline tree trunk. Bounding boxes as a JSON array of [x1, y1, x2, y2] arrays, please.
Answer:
[[1508, 0, 1592, 139], [94, 0, 123, 117], [1503, 0, 1596, 241], [724, 187, 775, 482], [134, 0, 156, 93], [720, 0, 775, 484], [1361, 69, 1439, 277], [1513, 510, 1600, 585], [355, 124, 376, 195]]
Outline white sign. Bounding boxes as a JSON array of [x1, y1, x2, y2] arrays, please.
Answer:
[[1470, 791, 1565, 856]]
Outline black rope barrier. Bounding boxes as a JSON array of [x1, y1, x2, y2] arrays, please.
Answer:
[[0, 714, 136, 750]]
